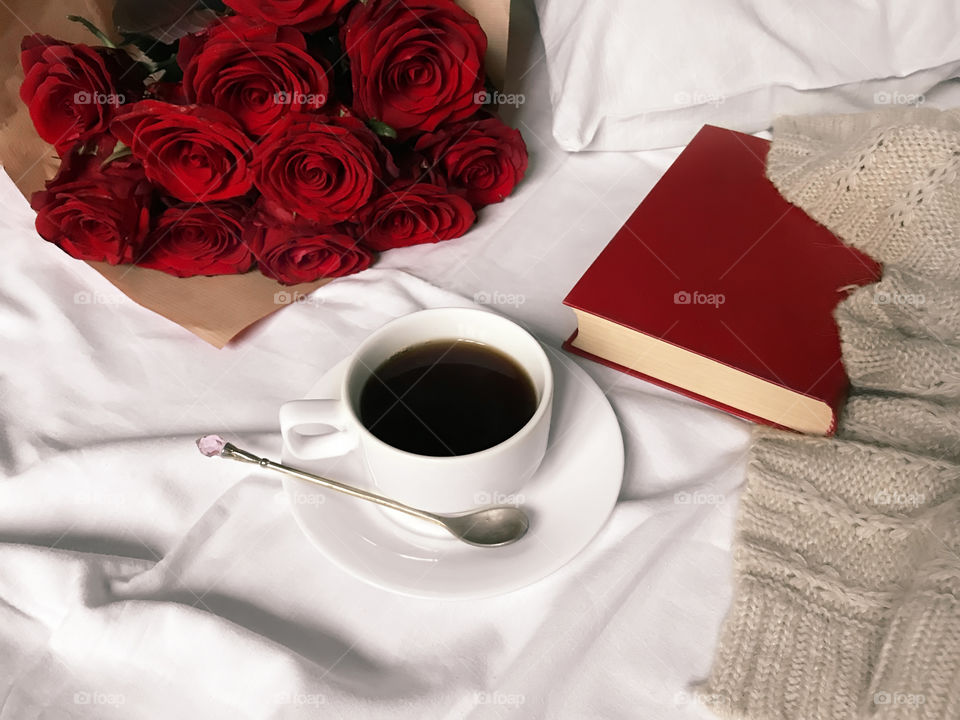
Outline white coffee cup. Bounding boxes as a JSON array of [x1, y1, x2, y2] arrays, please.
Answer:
[[279, 308, 553, 513]]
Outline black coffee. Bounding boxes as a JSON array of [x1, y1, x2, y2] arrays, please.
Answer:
[[359, 339, 538, 456]]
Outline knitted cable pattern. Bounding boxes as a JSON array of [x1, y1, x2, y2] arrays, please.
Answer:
[[700, 108, 960, 720]]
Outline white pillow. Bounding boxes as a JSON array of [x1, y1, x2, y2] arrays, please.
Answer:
[[533, 0, 960, 151]]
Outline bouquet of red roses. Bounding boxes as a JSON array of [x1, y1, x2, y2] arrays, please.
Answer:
[[19, 0, 527, 285]]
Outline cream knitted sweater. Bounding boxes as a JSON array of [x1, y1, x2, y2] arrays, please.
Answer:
[[701, 108, 960, 720]]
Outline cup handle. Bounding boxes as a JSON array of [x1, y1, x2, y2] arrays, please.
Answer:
[[279, 399, 358, 459]]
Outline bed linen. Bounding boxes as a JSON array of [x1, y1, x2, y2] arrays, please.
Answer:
[[0, 2, 763, 718], [534, 0, 960, 151]]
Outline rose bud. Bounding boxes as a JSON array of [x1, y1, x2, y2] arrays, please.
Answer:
[[342, 0, 486, 133], [254, 114, 395, 224], [179, 16, 330, 137], [112, 100, 255, 203], [223, 0, 352, 32], [246, 209, 372, 285], [360, 181, 475, 251], [415, 116, 528, 207], [20, 34, 144, 153], [30, 134, 152, 264], [137, 200, 256, 278]]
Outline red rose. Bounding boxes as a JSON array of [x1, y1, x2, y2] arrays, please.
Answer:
[[30, 134, 152, 264], [20, 35, 143, 153], [223, 0, 352, 32], [246, 210, 372, 284], [137, 201, 255, 277], [112, 100, 255, 202], [342, 0, 486, 133], [254, 114, 394, 224], [415, 117, 528, 207], [179, 17, 329, 137], [360, 181, 475, 251]]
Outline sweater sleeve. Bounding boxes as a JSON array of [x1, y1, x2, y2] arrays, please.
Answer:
[[700, 430, 959, 720], [701, 107, 960, 720]]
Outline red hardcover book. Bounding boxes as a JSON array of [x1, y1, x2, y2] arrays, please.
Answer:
[[562, 125, 881, 435]]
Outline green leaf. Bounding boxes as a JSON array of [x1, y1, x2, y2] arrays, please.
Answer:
[[101, 141, 133, 168], [66, 15, 117, 48], [368, 119, 398, 139]]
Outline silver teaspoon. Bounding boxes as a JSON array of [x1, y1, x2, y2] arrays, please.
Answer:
[[196, 435, 530, 548]]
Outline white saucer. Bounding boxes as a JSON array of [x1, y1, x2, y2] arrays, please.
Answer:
[[281, 346, 624, 600]]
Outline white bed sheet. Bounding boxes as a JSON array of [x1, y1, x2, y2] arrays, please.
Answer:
[[0, 3, 754, 718]]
